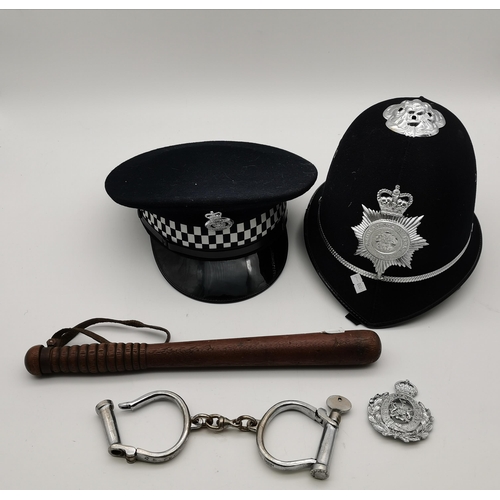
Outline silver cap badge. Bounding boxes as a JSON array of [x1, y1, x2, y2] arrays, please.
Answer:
[[368, 380, 434, 442], [351, 185, 428, 278], [204, 211, 234, 231], [383, 99, 446, 137]]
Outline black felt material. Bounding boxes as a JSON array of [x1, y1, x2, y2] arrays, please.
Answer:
[[304, 97, 482, 328], [105, 141, 318, 215]]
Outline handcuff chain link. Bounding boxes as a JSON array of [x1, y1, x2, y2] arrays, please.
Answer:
[[191, 413, 259, 433]]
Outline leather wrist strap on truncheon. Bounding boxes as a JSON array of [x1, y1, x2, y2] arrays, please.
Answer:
[[24, 318, 382, 376]]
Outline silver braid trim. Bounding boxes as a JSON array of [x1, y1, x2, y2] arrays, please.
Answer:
[[317, 202, 472, 284]]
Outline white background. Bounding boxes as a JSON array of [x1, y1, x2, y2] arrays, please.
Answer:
[[1, 8, 500, 491]]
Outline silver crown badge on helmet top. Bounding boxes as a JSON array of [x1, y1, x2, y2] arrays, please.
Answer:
[[383, 99, 446, 137]]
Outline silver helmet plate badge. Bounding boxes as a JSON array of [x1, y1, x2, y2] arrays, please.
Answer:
[[352, 185, 428, 278], [368, 380, 434, 442], [383, 99, 446, 137]]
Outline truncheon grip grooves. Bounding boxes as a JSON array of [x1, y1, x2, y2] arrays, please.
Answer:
[[25, 342, 148, 375], [25, 330, 382, 376]]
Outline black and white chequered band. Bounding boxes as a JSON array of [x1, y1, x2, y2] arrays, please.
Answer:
[[140, 203, 287, 255]]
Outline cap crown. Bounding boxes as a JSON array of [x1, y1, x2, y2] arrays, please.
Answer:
[[106, 141, 317, 217]]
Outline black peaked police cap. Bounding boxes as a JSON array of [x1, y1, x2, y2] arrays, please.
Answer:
[[106, 141, 317, 303], [304, 97, 482, 328]]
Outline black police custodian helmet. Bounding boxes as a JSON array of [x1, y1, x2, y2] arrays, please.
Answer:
[[106, 141, 317, 303], [304, 97, 482, 328]]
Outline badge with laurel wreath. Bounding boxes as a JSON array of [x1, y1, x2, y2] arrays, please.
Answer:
[[367, 380, 434, 443]]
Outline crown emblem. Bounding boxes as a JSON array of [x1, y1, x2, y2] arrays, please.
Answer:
[[394, 380, 418, 398], [204, 211, 234, 231], [377, 185, 413, 217]]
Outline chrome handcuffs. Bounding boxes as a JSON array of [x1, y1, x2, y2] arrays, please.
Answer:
[[96, 390, 352, 480]]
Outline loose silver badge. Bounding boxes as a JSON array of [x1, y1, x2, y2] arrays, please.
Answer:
[[204, 211, 234, 231], [383, 99, 446, 137], [351, 185, 428, 278], [368, 380, 434, 443]]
